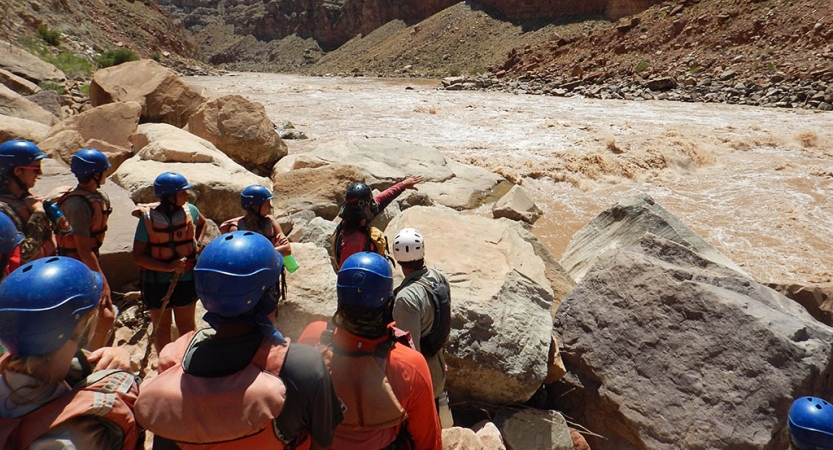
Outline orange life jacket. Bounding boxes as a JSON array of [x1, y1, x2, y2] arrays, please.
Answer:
[[220, 215, 276, 241], [0, 364, 142, 450], [317, 324, 411, 448], [134, 330, 291, 449], [55, 188, 111, 258], [0, 193, 56, 258], [142, 204, 195, 262]]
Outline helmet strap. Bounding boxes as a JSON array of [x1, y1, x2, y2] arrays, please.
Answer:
[[9, 173, 30, 198]]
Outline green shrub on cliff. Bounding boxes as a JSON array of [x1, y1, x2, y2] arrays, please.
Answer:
[[96, 49, 140, 68], [36, 25, 61, 46]]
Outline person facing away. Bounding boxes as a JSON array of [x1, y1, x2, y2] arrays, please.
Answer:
[[0, 256, 141, 450], [0, 140, 55, 263], [298, 251, 442, 450], [132, 172, 206, 354], [0, 211, 22, 279], [390, 227, 454, 428], [135, 231, 343, 450], [331, 176, 423, 269], [227, 184, 292, 256], [55, 148, 115, 351]]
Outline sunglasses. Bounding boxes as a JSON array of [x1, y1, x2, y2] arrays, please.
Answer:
[[19, 165, 43, 175]]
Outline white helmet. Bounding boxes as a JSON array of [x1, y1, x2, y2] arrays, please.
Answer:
[[392, 228, 424, 262]]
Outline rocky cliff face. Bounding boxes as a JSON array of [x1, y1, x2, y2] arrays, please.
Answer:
[[157, 0, 663, 50]]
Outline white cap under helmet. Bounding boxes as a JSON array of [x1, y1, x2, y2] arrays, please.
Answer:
[[392, 227, 424, 262]]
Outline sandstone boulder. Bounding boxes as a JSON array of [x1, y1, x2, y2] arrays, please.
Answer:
[[441, 427, 487, 450], [274, 242, 337, 340], [560, 193, 744, 282], [494, 409, 573, 450], [472, 421, 506, 450], [386, 205, 570, 404], [0, 41, 65, 82], [290, 216, 337, 252], [552, 233, 833, 450], [492, 184, 542, 224], [0, 84, 56, 125], [38, 130, 86, 165], [770, 282, 833, 327], [274, 138, 508, 211], [271, 163, 365, 220], [186, 95, 288, 175], [0, 68, 40, 95], [112, 123, 268, 222], [0, 115, 50, 143], [46, 101, 142, 151], [90, 60, 205, 127]]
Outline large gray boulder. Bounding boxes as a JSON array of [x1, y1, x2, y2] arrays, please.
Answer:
[[90, 60, 205, 128], [0, 41, 65, 83], [386, 205, 572, 404], [275, 242, 337, 340], [552, 233, 833, 450], [0, 84, 56, 125], [560, 193, 745, 282], [273, 138, 508, 211], [112, 123, 267, 222]]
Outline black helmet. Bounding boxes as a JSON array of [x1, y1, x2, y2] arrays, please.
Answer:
[[345, 182, 372, 204], [340, 182, 378, 222]]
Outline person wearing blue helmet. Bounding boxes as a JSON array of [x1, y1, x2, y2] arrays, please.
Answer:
[[0, 139, 55, 264], [0, 211, 23, 279], [788, 396, 833, 450], [135, 231, 343, 449], [132, 171, 206, 354], [0, 257, 141, 449], [55, 148, 115, 350], [224, 184, 292, 257], [298, 252, 442, 450]]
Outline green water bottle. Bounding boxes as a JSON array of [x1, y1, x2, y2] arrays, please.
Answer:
[[284, 254, 299, 273]]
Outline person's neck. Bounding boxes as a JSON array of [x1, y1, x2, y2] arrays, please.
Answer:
[[76, 181, 98, 192], [402, 266, 416, 276], [7, 181, 26, 198]]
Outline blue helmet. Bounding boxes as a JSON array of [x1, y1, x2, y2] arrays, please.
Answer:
[[336, 252, 393, 309], [153, 172, 192, 197], [70, 148, 111, 178], [240, 185, 275, 210], [195, 231, 283, 316], [789, 396, 833, 450], [0, 213, 22, 253], [0, 140, 47, 175], [0, 257, 102, 356]]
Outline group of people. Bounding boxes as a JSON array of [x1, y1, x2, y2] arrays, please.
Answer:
[[0, 139, 453, 449]]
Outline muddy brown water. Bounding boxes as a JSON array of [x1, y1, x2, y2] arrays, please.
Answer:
[[185, 73, 833, 287]]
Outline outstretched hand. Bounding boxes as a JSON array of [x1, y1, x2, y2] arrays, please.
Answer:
[[402, 175, 424, 190], [87, 346, 134, 372]]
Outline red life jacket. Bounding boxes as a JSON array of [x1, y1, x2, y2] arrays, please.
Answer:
[[134, 331, 291, 449], [142, 204, 195, 262], [0, 363, 141, 450], [55, 188, 112, 258]]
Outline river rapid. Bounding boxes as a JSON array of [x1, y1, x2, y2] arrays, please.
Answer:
[[185, 73, 833, 288]]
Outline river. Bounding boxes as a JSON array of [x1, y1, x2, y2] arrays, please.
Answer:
[[184, 73, 833, 287]]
